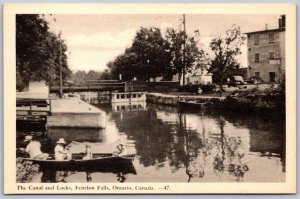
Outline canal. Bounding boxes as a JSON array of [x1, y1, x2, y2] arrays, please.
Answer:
[[17, 96, 285, 183]]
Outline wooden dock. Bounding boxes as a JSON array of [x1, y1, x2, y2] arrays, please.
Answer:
[[16, 98, 51, 122]]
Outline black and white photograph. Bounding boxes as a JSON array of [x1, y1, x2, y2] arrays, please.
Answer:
[[4, 3, 296, 194]]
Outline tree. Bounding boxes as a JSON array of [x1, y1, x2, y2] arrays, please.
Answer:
[[107, 27, 172, 82], [130, 27, 171, 81], [71, 70, 86, 84], [166, 28, 205, 83], [16, 14, 70, 90], [207, 25, 246, 91], [98, 69, 113, 80], [85, 70, 102, 81], [108, 50, 138, 81]]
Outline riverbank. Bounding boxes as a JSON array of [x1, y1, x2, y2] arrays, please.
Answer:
[[146, 93, 225, 106], [146, 88, 285, 114]]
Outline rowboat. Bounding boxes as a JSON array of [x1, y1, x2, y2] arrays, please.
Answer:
[[19, 153, 137, 174]]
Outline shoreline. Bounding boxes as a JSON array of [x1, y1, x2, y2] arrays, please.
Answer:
[[146, 91, 285, 114]]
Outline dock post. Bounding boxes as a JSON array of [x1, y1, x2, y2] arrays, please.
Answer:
[[49, 99, 52, 116], [29, 99, 32, 116]]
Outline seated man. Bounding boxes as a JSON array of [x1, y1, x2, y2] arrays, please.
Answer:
[[20, 135, 49, 160]]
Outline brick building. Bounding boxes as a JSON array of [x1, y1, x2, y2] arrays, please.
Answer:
[[245, 15, 285, 83]]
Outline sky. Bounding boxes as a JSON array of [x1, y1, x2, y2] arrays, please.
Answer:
[[45, 14, 280, 72]]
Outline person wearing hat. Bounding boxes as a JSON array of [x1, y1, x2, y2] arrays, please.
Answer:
[[113, 138, 128, 157], [54, 138, 68, 161], [20, 135, 49, 160]]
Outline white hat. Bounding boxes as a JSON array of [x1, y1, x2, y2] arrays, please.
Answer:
[[24, 135, 33, 142], [57, 138, 66, 144]]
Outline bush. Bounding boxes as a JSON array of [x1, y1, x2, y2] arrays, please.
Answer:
[[16, 158, 39, 183]]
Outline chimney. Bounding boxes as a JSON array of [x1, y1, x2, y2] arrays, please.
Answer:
[[279, 15, 286, 29], [265, 24, 268, 30]]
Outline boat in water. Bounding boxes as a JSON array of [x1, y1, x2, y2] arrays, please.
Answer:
[[18, 153, 137, 174]]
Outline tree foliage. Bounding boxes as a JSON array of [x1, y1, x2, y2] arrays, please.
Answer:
[[107, 27, 172, 82], [16, 158, 39, 183], [16, 14, 71, 90], [71, 70, 102, 84], [106, 26, 205, 83], [165, 28, 205, 82], [98, 69, 113, 80], [207, 25, 246, 90]]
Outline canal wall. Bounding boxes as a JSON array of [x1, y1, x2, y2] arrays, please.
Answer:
[[47, 99, 106, 128], [146, 91, 285, 113], [146, 93, 225, 107]]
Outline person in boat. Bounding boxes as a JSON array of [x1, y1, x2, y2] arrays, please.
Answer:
[[19, 135, 49, 160], [82, 144, 93, 160], [54, 138, 68, 161], [113, 138, 128, 157]]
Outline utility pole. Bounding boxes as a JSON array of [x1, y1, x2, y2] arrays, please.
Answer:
[[182, 14, 186, 85], [59, 32, 63, 98]]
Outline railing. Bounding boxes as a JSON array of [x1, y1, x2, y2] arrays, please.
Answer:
[[50, 82, 126, 93]]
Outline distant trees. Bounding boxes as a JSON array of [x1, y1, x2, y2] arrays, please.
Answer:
[[71, 70, 102, 84], [98, 69, 113, 80], [16, 14, 71, 90], [207, 25, 246, 91]]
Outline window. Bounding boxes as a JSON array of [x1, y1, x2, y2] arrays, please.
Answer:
[[255, 53, 260, 62], [269, 52, 274, 59], [255, 72, 260, 78], [254, 35, 259, 45], [269, 72, 276, 82], [269, 33, 275, 43]]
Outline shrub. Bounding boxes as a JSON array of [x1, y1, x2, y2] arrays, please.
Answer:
[[16, 158, 39, 183]]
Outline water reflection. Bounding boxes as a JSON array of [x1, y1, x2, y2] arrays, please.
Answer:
[[17, 102, 285, 183], [47, 128, 106, 143], [112, 101, 146, 112]]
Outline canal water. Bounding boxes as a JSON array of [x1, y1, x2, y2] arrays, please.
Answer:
[[17, 96, 285, 183]]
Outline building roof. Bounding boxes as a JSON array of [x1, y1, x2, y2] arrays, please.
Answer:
[[244, 28, 285, 35]]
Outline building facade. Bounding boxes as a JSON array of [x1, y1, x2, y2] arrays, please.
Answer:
[[245, 15, 285, 83]]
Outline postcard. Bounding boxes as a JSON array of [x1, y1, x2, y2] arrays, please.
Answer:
[[3, 3, 296, 194]]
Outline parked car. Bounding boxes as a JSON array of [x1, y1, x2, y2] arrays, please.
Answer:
[[244, 76, 263, 84], [227, 76, 246, 87]]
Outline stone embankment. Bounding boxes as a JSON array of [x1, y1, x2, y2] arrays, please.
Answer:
[[146, 93, 225, 106], [146, 91, 285, 114]]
